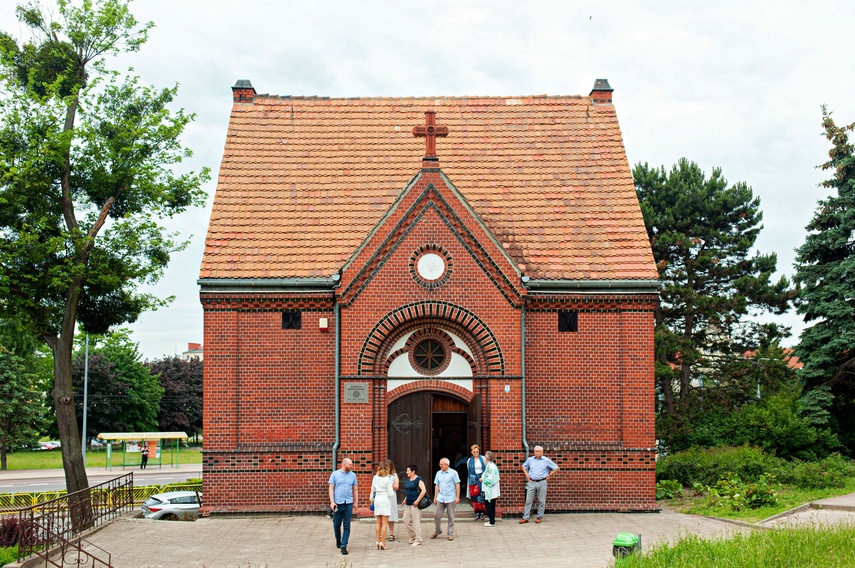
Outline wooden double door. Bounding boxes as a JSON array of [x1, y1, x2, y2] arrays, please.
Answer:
[[387, 391, 480, 499]]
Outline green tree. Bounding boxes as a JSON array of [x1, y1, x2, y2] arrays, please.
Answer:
[[0, 0, 208, 507], [793, 108, 855, 451], [71, 330, 162, 441], [634, 159, 793, 439], [0, 347, 49, 469], [147, 355, 202, 440]]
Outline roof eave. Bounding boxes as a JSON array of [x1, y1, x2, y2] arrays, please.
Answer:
[[524, 278, 659, 294], [198, 277, 338, 293]]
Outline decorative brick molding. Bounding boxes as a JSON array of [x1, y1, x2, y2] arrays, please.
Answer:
[[200, 293, 335, 312], [358, 301, 504, 375], [387, 380, 476, 404], [340, 184, 521, 307]]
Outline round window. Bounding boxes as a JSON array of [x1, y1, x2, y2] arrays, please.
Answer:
[[412, 339, 446, 372]]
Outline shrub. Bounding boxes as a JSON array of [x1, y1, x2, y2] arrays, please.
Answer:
[[656, 445, 779, 486], [0, 516, 34, 547], [655, 479, 683, 500], [695, 472, 777, 511], [0, 546, 17, 566], [773, 453, 853, 489]]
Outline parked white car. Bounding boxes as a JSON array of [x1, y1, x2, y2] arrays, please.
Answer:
[[141, 491, 202, 521]]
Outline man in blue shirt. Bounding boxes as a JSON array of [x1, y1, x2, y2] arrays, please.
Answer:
[[431, 457, 460, 540], [328, 457, 358, 555], [520, 445, 559, 524]]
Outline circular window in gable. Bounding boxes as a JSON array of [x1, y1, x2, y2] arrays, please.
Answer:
[[409, 244, 453, 290]]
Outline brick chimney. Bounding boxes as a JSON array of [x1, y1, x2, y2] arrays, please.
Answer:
[[232, 79, 256, 103], [589, 78, 613, 104]]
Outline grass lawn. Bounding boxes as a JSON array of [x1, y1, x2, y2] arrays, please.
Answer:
[[3, 447, 202, 470], [660, 478, 855, 523], [615, 524, 855, 567]]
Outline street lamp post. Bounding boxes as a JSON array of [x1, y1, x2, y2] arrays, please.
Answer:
[[81, 333, 89, 467]]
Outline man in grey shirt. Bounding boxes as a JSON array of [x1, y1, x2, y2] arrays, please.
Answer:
[[520, 445, 559, 523], [431, 457, 461, 540]]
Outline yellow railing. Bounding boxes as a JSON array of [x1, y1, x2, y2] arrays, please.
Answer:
[[0, 482, 202, 513]]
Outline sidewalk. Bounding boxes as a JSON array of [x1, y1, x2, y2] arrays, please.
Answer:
[[76, 508, 751, 568], [759, 491, 855, 528]]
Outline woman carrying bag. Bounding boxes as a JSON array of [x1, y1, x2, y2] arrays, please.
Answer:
[[480, 450, 501, 527], [467, 444, 487, 520]]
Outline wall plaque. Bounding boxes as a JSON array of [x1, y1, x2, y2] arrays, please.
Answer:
[[344, 382, 369, 403]]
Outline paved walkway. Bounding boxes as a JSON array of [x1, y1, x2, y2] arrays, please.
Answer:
[[74, 509, 751, 568], [759, 491, 855, 529]]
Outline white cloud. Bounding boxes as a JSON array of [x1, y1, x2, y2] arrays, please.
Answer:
[[2, 0, 854, 357]]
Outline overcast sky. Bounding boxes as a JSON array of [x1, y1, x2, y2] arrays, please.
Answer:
[[3, 1, 854, 360]]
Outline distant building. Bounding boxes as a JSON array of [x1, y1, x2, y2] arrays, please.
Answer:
[[182, 342, 203, 362]]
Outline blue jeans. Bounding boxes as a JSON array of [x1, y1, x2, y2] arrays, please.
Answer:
[[332, 503, 353, 548]]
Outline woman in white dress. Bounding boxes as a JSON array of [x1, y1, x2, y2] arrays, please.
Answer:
[[371, 460, 395, 549], [387, 460, 400, 542]]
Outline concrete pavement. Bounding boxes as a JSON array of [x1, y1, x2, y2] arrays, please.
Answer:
[[758, 491, 855, 529], [70, 508, 752, 568]]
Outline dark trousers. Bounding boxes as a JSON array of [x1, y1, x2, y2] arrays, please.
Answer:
[[332, 502, 353, 548], [485, 498, 497, 525]]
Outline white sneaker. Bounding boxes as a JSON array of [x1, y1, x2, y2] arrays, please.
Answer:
[[411, 541, 422, 547], [484, 522, 495, 527]]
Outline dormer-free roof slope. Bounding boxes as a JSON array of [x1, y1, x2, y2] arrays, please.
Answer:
[[201, 84, 656, 282]]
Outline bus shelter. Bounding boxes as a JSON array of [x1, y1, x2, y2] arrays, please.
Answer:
[[97, 432, 188, 470]]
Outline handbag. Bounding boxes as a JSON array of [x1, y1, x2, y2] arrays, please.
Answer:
[[468, 483, 480, 498], [417, 495, 431, 510]]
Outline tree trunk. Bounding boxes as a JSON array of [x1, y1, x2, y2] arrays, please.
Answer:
[[659, 374, 676, 417], [49, 283, 93, 531]]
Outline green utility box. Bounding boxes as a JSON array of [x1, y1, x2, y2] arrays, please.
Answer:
[[612, 532, 641, 558]]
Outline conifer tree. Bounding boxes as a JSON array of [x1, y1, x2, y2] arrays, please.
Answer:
[[634, 159, 793, 433], [794, 108, 855, 450]]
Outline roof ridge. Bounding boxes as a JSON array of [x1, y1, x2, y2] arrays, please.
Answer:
[[253, 94, 586, 101]]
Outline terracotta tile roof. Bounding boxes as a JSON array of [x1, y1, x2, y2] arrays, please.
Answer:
[[201, 92, 657, 281]]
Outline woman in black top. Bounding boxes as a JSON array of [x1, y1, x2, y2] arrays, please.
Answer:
[[401, 464, 427, 547]]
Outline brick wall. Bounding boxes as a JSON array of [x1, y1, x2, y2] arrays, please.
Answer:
[[200, 169, 657, 513]]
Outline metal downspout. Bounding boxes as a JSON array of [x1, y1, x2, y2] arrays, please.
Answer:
[[332, 301, 341, 467], [521, 303, 529, 457]]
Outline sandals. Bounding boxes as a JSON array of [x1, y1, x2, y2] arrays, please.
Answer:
[[388, 535, 395, 541]]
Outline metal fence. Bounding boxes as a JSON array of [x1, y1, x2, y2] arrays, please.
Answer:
[[16, 473, 135, 565], [0, 480, 203, 513]]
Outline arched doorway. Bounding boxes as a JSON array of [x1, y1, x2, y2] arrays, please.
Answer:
[[388, 391, 481, 498]]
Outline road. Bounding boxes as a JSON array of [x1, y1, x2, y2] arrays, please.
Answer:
[[0, 463, 201, 493]]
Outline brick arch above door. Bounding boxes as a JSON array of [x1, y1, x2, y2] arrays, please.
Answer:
[[387, 380, 476, 404], [358, 301, 504, 376]]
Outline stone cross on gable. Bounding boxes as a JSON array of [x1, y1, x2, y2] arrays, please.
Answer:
[[412, 111, 449, 159]]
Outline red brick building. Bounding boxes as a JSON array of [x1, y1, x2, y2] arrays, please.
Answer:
[[199, 79, 659, 514]]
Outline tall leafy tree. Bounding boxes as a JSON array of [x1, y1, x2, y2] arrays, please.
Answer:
[[147, 356, 202, 440], [634, 159, 793, 436], [0, 346, 49, 469], [71, 330, 162, 440], [793, 108, 855, 450], [0, 0, 208, 508]]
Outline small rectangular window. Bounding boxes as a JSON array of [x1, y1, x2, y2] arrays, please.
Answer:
[[558, 311, 578, 332], [282, 311, 301, 329]]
